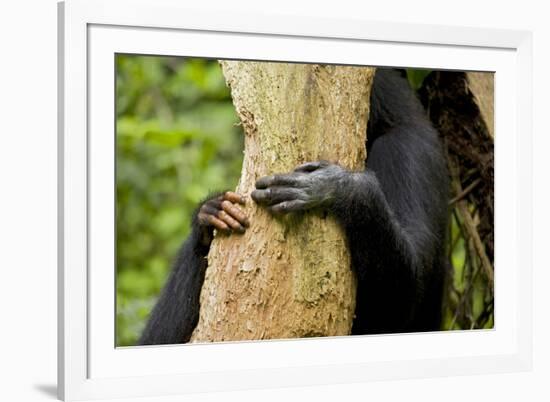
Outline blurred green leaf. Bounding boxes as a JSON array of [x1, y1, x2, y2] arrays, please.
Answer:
[[406, 69, 431, 90]]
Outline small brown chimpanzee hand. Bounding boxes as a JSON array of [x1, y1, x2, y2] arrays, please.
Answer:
[[197, 191, 250, 245]]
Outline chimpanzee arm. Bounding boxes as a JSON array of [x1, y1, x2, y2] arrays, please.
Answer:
[[139, 192, 249, 345], [138, 214, 209, 345], [337, 124, 448, 332]]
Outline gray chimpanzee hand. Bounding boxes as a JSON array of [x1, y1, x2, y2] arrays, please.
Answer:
[[251, 160, 349, 214]]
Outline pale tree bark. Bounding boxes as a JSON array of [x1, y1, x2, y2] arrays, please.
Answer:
[[190, 62, 375, 342], [466, 72, 494, 139]]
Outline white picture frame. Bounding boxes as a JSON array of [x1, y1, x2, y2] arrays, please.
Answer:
[[58, 0, 533, 400]]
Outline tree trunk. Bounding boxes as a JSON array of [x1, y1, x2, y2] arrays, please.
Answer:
[[466, 72, 494, 139], [190, 62, 375, 342]]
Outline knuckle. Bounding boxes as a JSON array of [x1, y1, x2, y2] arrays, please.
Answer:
[[205, 198, 219, 209], [251, 190, 261, 201], [297, 189, 309, 200], [202, 205, 216, 216]]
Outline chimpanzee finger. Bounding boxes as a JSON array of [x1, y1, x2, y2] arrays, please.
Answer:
[[200, 203, 220, 217], [224, 191, 246, 205], [255, 173, 303, 189], [217, 210, 245, 233], [202, 213, 230, 232], [221, 200, 250, 227], [251, 187, 305, 206], [268, 199, 308, 214], [197, 204, 220, 228], [293, 160, 330, 173]]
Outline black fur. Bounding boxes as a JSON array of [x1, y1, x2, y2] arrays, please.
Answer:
[[345, 70, 448, 333], [139, 211, 210, 345], [138, 69, 449, 345]]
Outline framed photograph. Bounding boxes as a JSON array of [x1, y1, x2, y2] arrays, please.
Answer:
[[58, 0, 533, 400]]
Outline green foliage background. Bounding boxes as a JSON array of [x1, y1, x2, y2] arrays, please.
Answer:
[[116, 58, 491, 346]]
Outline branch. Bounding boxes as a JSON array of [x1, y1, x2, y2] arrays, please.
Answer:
[[449, 161, 494, 290]]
